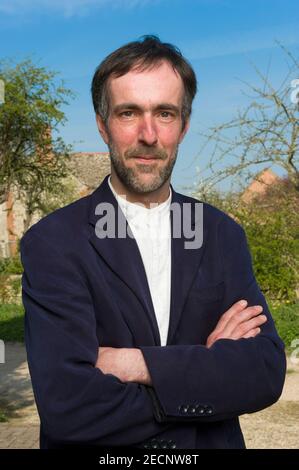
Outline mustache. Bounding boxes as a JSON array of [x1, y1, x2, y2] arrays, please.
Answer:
[[125, 146, 168, 160]]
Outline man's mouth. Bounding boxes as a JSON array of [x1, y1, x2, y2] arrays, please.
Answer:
[[133, 155, 159, 162]]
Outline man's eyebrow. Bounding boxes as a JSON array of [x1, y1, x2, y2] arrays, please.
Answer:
[[155, 103, 180, 113], [113, 103, 180, 113], [113, 103, 141, 113]]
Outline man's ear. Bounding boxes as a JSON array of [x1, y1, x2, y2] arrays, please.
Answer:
[[96, 114, 109, 145], [179, 118, 190, 144]]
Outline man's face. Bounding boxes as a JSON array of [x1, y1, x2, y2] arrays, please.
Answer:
[[96, 60, 189, 195]]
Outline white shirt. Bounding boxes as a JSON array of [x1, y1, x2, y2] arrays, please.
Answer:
[[108, 176, 172, 346]]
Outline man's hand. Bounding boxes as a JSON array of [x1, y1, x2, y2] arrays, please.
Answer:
[[206, 299, 267, 348], [95, 347, 152, 386]]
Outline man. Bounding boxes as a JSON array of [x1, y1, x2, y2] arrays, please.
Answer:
[[21, 36, 286, 449]]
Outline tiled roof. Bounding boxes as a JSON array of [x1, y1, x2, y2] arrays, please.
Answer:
[[241, 168, 279, 203]]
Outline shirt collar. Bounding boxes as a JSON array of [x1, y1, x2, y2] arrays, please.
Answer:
[[108, 175, 172, 222]]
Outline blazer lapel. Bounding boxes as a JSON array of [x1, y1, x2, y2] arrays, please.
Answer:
[[88, 175, 161, 345], [166, 190, 207, 345]]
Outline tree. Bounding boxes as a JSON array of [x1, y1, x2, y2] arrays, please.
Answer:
[[237, 179, 299, 302], [0, 58, 75, 228], [195, 44, 299, 195], [20, 173, 79, 232], [196, 178, 299, 302]]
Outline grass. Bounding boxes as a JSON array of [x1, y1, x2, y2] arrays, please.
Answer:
[[0, 304, 25, 342]]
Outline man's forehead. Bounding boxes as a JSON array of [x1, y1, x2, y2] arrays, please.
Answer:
[[108, 61, 184, 106]]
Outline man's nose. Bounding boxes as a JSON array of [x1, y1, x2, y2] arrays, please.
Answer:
[[137, 115, 158, 146]]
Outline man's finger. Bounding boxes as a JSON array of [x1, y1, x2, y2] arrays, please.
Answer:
[[242, 327, 261, 339], [221, 305, 264, 337], [212, 299, 248, 333], [230, 314, 267, 338]]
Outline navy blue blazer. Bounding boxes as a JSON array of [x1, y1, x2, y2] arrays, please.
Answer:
[[21, 175, 286, 449]]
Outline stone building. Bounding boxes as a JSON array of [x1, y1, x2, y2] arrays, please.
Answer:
[[0, 152, 110, 258]]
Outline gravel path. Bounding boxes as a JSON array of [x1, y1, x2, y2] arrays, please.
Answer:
[[0, 342, 298, 449]]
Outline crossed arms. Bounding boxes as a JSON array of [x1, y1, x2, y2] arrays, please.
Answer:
[[96, 300, 267, 386]]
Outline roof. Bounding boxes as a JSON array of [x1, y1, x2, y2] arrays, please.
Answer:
[[241, 168, 280, 203]]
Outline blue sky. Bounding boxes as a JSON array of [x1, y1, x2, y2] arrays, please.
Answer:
[[0, 0, 298, 193]]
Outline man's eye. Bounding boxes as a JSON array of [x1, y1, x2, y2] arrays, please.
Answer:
[[160, 111, 173, 119], [120, 111, 134, 118]]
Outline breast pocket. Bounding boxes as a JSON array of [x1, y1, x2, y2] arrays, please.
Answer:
[[180, 281, 225, 344], [190, 281, 225, 303]]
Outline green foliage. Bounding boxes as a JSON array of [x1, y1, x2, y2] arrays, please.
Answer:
[[270, 302, 299, 351], [0, 275, 10, 304], [0, 253, 23, 275], [198, 178, 299, 303], [0, 58, 73, 189], [0, 274, 22, 304], [0, 58, 75, 230], [0, 410, 8, 423], [237, 209, 298, 303], [0, 248, 22, 304], [10, 276, 22, 300]]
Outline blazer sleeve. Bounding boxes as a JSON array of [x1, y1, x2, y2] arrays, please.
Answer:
[[21, 229, 171, 446], [140, 216, 287, 423]]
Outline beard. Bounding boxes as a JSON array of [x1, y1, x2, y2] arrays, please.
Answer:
[[108, 141, 179, 194]]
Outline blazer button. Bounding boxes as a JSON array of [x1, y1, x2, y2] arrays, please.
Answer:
[[179, 404, 188, 414], [168, 439, 177, 448], [205, 406, 213, 415], [160, 440, 168, 449], [196, 406, 205, 415], [150, 439, 159, 449]]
